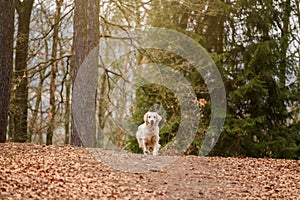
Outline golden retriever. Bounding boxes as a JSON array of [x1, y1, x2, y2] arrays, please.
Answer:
[[136, 112, 162, 155]]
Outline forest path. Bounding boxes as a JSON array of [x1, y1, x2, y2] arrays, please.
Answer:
[[1, 143, 299, 199]]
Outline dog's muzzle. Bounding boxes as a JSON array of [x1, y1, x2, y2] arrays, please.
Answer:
[[150, 120, 154, 126]]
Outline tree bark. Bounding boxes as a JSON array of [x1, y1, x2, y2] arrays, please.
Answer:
[[71, 0, 99, 146], [10, 0, 34, 142], [0, 0, 15, 143], [65, 76, 71, 145], [71, 0, 87, 146]]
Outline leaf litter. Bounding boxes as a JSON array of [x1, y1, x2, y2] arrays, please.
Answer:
[[0, 143, 299, 199]]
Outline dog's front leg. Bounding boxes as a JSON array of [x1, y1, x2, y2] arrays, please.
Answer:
[[137, 138, 142, 148], [141, 137, 150, 155], [153, 143, 161, 156]]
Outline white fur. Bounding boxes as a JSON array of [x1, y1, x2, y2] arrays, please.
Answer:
[[136, 112, 162, 155]]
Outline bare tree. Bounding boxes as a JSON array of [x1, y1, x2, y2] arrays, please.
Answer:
[[0, 0, 15, 143], [27, 0, 73, 145]]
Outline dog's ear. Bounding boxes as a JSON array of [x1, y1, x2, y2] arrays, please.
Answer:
[[144, 112, 149, 126], [156, 113, 162, 124]]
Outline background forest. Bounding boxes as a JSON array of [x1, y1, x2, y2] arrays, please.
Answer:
[[0, 0, 300, 159]]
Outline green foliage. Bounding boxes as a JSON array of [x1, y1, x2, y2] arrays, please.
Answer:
[[126, 81, 184, 153], [211, 0, 300, 159], [122, 0, 300, 159], [125, 48, 209, 154], [125, 135, 142, 154], [138, 0, 299, 159]]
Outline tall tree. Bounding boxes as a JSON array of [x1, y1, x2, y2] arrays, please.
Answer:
[[212, 0, 300, 158], [71, 0, 100, 146], [10, 0, 34, 142], [0, 0, 15, 143]]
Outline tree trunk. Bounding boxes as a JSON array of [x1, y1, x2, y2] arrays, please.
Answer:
[[279, 0, 291, 89], [29, 65, 45, 144], [71, 0, 87, 146], [65, 77, 71, 145], [10, 0, 34, 142], [87, 0, 100, 147], [46, 0, 63, 145], [71, 0, 99, 146], [0, 0, 15, 143]]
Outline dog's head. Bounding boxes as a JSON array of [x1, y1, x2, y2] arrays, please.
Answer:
[[144, 112, 162, 127]]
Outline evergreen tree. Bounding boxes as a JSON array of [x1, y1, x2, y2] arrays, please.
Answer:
[[212, 0, 300, 158]]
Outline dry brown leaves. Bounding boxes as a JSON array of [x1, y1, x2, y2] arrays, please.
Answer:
[[0, 143, 299, 199]]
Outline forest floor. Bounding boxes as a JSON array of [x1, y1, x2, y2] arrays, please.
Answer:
[[0, 143, 299, 200]]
